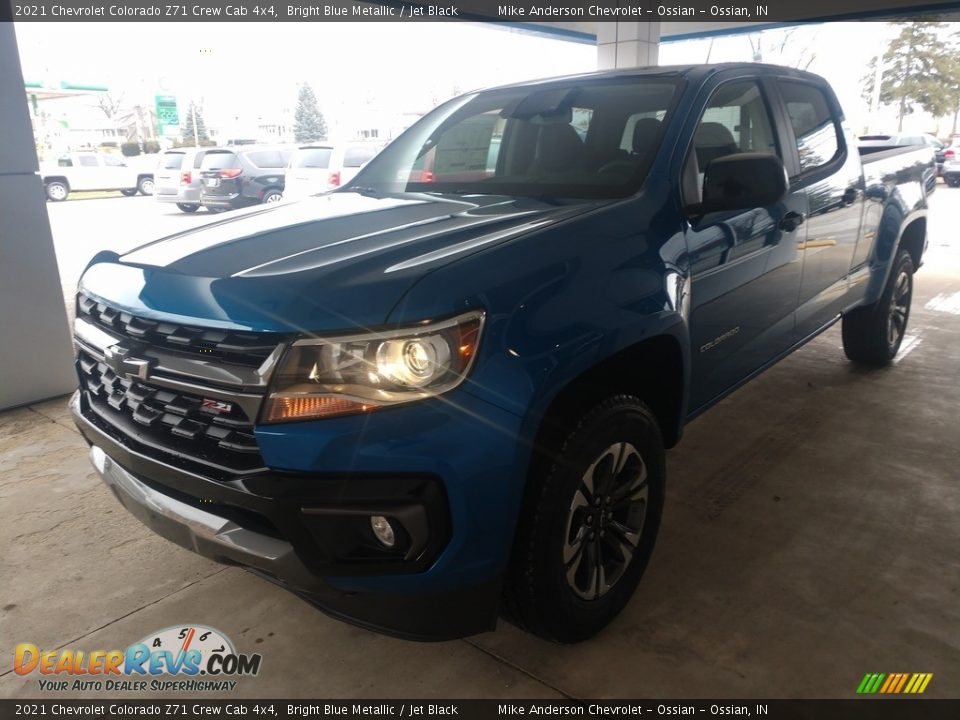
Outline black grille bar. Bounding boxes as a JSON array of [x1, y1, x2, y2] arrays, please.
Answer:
[[77, 293, 286, 367], [77, 349, 265, 476]]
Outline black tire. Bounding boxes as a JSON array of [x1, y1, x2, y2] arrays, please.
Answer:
[[45, 181, 69, 202], [137, 177, 155, 196], [946, 175, 960, 188], [120, 189, 138, 197], [504, 395, 665, 643], [176, 203, 200, 213], [261, 189, 283, 204], [842, 249, 914, 367]]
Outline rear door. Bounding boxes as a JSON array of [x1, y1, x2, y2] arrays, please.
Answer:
[[72, 154, 102, 191], [200, 150, 240, 198], [155, 151, 186, 197], [773, 79, 863, 340], [684, 76, 808, 412]]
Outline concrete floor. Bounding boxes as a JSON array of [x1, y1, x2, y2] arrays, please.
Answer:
[[2, 190, 959, 699]]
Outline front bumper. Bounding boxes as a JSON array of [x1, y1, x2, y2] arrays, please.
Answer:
[[72, 390, 519, 640]]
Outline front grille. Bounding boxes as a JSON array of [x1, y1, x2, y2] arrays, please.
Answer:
[[77, 293, 286, 367], [77, 349, 264, 477]]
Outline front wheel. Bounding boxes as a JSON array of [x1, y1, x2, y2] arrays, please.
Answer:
[[45, 181, 69, 202], [504, 395, 665, 643], [176, 203, 200, 213], [137, 177, 155, 196], [842, 249, 914, 366]]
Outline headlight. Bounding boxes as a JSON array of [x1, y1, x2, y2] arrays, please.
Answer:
[[261, 310, 485, 423]]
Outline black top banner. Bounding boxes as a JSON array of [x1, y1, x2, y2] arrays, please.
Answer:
[[2, 700, 960, 720], [4, 0, 960, 23]]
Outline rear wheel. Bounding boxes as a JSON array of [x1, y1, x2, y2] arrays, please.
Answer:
[[842, 249, 914, 366], [504, 395, 665, 643], [261, 189, 283, 204], [137, 177, 155, 196], [946, 175, 960, 188], [45, 182, 69, 201], [120, 189, 138, 197], [176, 203, 200, 213]]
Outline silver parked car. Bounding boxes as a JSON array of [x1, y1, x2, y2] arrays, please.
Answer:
[[282, 142, 382, 201], [154, 147, 220, 213]]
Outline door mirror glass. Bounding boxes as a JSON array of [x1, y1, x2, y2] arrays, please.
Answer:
[[691, 152, 788, 215]]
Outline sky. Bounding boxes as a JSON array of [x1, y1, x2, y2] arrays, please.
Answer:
[[14, 21, 960, 140], [13, 22, 597, 137]]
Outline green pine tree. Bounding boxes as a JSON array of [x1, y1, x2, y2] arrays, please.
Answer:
[[862, 21, 949, 132], [180, 101, 210, 145], [293, 83, 328, 143]]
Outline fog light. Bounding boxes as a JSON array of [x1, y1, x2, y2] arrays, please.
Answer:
[[370, 515, 396, 548]]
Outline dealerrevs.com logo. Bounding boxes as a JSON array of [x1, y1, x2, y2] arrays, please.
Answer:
[[14, 625, 262, 693]]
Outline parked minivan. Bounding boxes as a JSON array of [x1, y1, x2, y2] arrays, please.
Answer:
[[199, 146, 291, 211], [282, 142, 382, 201], [154, 147, 220, 213]]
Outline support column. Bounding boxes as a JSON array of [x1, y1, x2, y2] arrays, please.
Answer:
[[597, 22, 661, 70], [0, 22, 76, 410]]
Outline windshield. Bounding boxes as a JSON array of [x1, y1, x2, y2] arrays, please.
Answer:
[[347, 77, 680, 200]]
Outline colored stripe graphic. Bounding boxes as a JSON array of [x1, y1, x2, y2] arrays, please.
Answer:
[[893, 673, 909, 693], [857, 672, 933, 694]]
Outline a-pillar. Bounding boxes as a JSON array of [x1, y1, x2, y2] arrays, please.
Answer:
[[0, 23, 76, 410], [597, 22, 661, 69]]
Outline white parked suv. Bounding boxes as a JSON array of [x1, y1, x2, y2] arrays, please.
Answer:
[[282, 142, 382, 201], [41, 152, 155, 201]]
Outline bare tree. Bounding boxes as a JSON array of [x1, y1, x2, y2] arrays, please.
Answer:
[[95, 92, 125, 121]]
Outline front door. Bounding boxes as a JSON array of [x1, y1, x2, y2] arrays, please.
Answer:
[[684, 78, 807, 412]]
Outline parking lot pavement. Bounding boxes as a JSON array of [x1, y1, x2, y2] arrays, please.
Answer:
[[2, 188, 958, 698], [47, 195, 216, 312]]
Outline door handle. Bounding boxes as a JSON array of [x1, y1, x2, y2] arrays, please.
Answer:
[[779, 211, 805, 233]]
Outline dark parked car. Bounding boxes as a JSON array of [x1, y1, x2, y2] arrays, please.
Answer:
[[199, 146, 291, 210]]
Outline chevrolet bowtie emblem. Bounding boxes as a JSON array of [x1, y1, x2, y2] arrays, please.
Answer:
[[103, 345, 154, 380]]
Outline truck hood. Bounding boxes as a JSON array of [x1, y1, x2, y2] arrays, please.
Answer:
[[79, 191, 597, 332]]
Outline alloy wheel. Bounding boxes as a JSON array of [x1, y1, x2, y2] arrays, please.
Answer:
[[563, 442, 648, 600], [888, 268, 911, 348]]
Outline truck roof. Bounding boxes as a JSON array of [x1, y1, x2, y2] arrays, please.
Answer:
[[479, 62, 826, 93]]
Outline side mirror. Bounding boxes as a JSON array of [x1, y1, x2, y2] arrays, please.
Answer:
[[690, 153, 788, 216]]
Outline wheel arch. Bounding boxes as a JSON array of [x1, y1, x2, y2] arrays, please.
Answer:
[[528, 333, 686, 474], [898, 215, 926, 271], [44, 176, 70, 189]]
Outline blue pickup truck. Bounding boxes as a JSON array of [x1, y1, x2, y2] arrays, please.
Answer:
[[71, 64, 931, 642]]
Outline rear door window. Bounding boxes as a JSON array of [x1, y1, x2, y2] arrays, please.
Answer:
[[244, 150, 285, 168], [777, 80, 842, 174], [78, 156, 99, 167], [291, 148, 333, 168], [200, 151, 239, 171], [160, 153, 185, 170], [343, 146, 378, 168]]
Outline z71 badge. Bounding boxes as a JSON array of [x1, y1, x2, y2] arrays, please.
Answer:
[[200, 399, 233, 414]]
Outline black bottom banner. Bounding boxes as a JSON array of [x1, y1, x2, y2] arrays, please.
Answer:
[[2, 700, 959, 720]]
